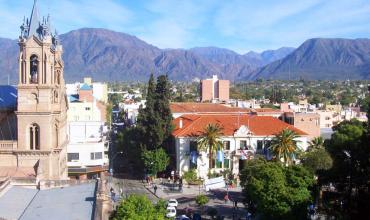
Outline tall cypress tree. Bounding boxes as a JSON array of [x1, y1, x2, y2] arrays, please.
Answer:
[[137, 74, 163, 150], [155, 75, 174, 140]]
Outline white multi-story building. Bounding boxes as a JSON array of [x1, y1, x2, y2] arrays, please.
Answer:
[[172, 114, 308, 179], [66, 78, 109, 179]]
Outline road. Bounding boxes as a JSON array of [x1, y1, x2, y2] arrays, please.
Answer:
[[162, 188, 248, 219]]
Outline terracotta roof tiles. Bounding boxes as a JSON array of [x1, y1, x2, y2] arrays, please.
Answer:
[[170, 103, 251, 114], [172, 114, 307, 137]]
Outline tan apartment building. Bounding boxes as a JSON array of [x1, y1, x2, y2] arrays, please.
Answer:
[[201, 75, 229, 102], [283, 112, 320, 140]]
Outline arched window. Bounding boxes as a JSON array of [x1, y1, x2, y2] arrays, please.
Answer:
[[30, 55, 39, 84], [30, 123, 40, 150]]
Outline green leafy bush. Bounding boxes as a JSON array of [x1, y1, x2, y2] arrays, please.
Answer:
[[195, 194, 209, 207]]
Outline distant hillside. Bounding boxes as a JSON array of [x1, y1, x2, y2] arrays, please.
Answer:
[[250, 38, 370, 80], [0, 28, 293, 83]]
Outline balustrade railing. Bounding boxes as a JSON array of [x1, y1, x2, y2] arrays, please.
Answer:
[[0, 141, 17, 150]]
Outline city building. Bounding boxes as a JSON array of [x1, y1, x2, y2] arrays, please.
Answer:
[[66, 77, 108, 104], [66, 79, 109, 179], [200, 75, 229, 102], [282, 112, 321, 139], [0, 1, 68, 182], [172, 114, 308, 179]]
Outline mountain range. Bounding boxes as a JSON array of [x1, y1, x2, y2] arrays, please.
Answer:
[[250, 38, 370, 80], [0, 28, 369, 83], [0, 28, 292, 83]]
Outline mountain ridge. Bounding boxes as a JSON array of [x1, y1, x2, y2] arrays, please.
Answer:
[[4, 28, 370, 82], [250, 38, 370, 80]]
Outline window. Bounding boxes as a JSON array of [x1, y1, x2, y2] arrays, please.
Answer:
[[223, 141, 230, 150], [224, 159, 230, 169], [30, 55, 39, 84], [239, 140, 247, 150], [189, 141, 197, 152], [90, 152, 103, 160], [30, 123, 40, 150], [215, 159, 222, 169], [257, 140, 264, 152], [67, 153, 79, 162]]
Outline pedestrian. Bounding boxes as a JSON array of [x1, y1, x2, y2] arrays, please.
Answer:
[[246, 212, 252, 220], [224, 193, 229, 204], [154, 185, 158, 195], [234, 200, 238, 209]]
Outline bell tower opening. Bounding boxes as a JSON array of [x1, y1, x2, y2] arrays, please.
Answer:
[[30, 54, 39, 84]]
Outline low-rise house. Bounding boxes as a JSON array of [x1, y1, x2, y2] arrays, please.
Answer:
[[172, 114, 308, 179]]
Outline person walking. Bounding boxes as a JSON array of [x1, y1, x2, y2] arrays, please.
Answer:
[[154, 185, 158, 195], [234, 200, 238, 209], [224, 193, 229, 204]]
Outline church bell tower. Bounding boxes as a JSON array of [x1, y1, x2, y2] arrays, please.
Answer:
[[16, 0, 68, 180]]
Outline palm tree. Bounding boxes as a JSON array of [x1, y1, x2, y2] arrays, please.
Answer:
[[197, 124, 223, 170], [308, 136, 324, 151], [269, 128, 299, 166]]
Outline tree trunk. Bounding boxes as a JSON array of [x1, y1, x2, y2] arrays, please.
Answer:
[[209, 146, 212, 171]]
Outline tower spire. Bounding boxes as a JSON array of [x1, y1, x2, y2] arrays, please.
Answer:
[[28, 0, 40, 38]]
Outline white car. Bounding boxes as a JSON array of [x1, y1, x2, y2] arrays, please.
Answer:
[[167, 199, 178, 207], [166, 206, 177, 218]]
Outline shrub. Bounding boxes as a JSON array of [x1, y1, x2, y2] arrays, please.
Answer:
[[195, 194, 209, 207], [183, 169, 197, 183]]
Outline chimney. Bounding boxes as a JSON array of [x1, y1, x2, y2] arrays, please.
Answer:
[[179, 118, 183, 129]]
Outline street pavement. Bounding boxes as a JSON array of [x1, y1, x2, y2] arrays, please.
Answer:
[[109, 175, 158, 206], [145, 179, 249, 220]]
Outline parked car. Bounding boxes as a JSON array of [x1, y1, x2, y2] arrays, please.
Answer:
[[176, 215, 190, 220], [166, 206, 177, 218], [167, 199, 178, 207]]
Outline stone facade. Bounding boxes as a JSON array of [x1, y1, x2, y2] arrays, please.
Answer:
[[0, 0, 68, 181]]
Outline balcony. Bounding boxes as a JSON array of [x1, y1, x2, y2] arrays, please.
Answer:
[[0, 141, 17, 150]]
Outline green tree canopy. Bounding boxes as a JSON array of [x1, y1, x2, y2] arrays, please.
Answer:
[[269, 129, 300, 166], [197, 123, 223, 170], [240, 159, 314, 219], [113, 194, 167, 220], [301, 148, 333, 174], [141, 148, 170, 176], [307, 136, 324, 151]]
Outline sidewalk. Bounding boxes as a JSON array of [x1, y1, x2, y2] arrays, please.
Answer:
[[144, 178, 243, 199]]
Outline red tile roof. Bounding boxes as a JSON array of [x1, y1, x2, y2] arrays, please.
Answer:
[[170, 103, 251, 114], [172, 114, 307, 137], [252, 108, 282, 113]]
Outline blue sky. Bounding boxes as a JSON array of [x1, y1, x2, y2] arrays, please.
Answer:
[[1, 0, 370, 53]]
